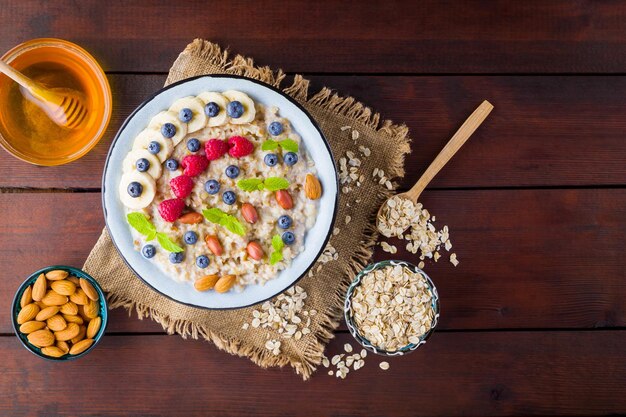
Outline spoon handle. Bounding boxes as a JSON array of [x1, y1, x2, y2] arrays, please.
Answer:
[[0, 60, 44, 95], [405, 100, 494, 202]]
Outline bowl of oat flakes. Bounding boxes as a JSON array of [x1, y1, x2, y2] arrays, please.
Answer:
[[344, 260, 439, 356]]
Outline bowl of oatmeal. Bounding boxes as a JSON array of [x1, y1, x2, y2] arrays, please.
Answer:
[[103, 75, 338, 309]]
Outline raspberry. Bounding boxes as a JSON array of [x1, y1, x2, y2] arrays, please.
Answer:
[[228, 136, 254, 158], [158, 198, 185, 222], [181, 154, 209, 177], [170, 175, 194, 198], [204, 138, 229, 161]]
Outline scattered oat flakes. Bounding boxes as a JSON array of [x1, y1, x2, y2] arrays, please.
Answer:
[[450, 253, 459, 267], [345, 215, 352, 225], [340, 125, 352, 131], [380, 241, 397, 254], [344, 343, 353, 353], [265, 339, 281, 356], [352, 130, 360, 140], [379, 361, 390, 370]]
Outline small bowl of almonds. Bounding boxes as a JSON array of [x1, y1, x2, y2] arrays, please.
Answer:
[[344, 260, 439, 356], [11, 266, 108, 360]]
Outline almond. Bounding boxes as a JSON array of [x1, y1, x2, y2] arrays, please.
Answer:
[[69, 338, 94, 355], [54, 322, 80, 342], [215, 274, 236, 293], [179, 212, 204, 224], [20, 285, 33, 308], [27, 329, 55, 347], [69, 288, 89, 305], [71, 325, 87, 344], [41, 290, 68, 306], [79, 278, 99, 301], [77, 305, 91, 322], [63, 314, 84, 325], [83, 299, 99, 319], [67, 276, 80, 285], [246, 241, 264, 260], [45, 270, 69, 281], [304, 173, 322, 200], [50, 280, 76, 296], [275, 190, 293, 209], [41, 346, 66, 358], [17, 303, 40, 324], [205, 235, 223, 256], [35, 306, 60, 321], [46, 314, 67, 332], [241, 203, 258, 224], [32, 273, 47, 301], [19, 320, 46, 334], [56, 341, 70, 353], [87, 316, 102, 339], [59, 301, 79, 316], [194, 274, 219, 292]]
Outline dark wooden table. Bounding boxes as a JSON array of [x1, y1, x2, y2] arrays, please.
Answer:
[[2, 1, 626, 415]]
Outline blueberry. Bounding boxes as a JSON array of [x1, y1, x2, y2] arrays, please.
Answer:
[[227, 101, 244, 118], [284, 152, 298, 166], [187, 138, 200, 152], [204, 179, 220, 195], [282, 231, 295, 245], [178, 108, 193, 123], [165, 158, 179, 171], [264, 153, 279, 167], [268, 121, 283, 136], [169, 251, 184, 264], [184, 231, 198, 245], [147, 141, 161, 155], [196, 255, 210, 269], [222, 191, 236, 205], [127, 181, 143, 198], [142, 244, 156, 259], [278, 215, 292, 229], [136, 158, 150, 172], [225, 165, 240, 179], [161, 123, 176, 138], [205, 102, 219, 117]]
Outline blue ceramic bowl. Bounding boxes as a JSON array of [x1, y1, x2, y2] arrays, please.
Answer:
[[344, 260, 440, 356], [11, 265, 108, 361]]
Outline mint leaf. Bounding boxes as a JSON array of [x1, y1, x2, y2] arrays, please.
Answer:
[[270, 251, 283, 265], [223, 217, 246, 236], [127, 212, 156, 237], [203, 207, 245, 236], [279, 139, 299, 153], [272, 234, 284, 252], [262, 140, 279, 151], [237, 178, 264, 192], [264, 177, 289, 191], [202, 208, 226, 224], [156, 232, 184, 253]]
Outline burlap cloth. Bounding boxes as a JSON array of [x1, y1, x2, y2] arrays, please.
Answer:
[[84, 39, 410, 379]]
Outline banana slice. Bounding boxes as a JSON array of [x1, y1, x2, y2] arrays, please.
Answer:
[[169, 96, 208, 133], [132, 127, 173, 162], [119, 171, 156, 210], [148, 110, 187, 146], [122, 149, 162, 180], [222, 90, 256, 124], [197, 92, 229, 127]]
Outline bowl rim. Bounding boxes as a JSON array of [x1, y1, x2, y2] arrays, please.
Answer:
[[11, 265, 109, 361], [344, 260, 440, 356], [102, 73, 339, 310]]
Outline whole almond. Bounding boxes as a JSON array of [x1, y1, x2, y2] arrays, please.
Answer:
[[205, 235, 223, 256], [46, 315, 67, 332], [194, 274, 219, 292], [41, 346, 66, 358], [45, 270, 69, 281], [41, 290, 68, 306], [70, 288, 89, 305], [32, 273, 47, 301], [27, 329, 55, 347], [83, 299, 99, 319], [78, 305, 91, 322], [179, 212, 204, 224], [54, 322, 80, 342], [246, 241, 264, 260], [275, 190, 293, 209], [19, 320, 46, 334], [35, 306, 60, 321], [56, 341, 70, 353], [51, 280, 76, 296], [63, 314, 84, 325], [241, 203, 259, 224], [215, 275, 236, 293], [304, 173, 322, 200], [79, 278, 99, 301], [60, 302, 79, 316], [17, 303, 40, 324], [71, 325, 87, 344], [69, 338, 94, 355], [20, 285, 33, 308], [86, 316, 102, 339], [67, 276, 80, 285]]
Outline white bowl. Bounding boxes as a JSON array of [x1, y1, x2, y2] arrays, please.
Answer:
[[102, 75, 338, 309]]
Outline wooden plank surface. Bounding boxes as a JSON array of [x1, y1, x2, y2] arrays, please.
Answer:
[[3, 1, 626, 73], [2, 331, 626, 416], [2, 74, 626, 189]]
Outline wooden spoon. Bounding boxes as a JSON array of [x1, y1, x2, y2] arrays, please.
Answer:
[[0, 59, 87, 129], [376, 100, 494, 231]]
